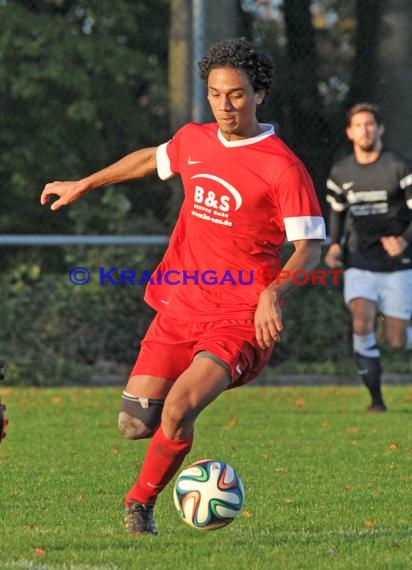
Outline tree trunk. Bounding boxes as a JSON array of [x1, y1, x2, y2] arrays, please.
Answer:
[[169, 0, 192, 132], [167, 0, 238, 226], [283, 0, 331, 206], [345, 0, 383, 108], [375, 0, 412, 156]]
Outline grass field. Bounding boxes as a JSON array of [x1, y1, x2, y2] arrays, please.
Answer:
[[0, 385, 411, 570]]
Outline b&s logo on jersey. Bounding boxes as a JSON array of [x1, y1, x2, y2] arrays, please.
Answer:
[[190, 174, 243, 227]]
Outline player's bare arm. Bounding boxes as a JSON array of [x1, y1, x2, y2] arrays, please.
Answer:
[[380, 235, 408, 257], [40, 146, 158, 211], [254, 239, 322, 349]]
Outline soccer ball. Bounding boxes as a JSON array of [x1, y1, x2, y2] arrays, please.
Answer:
[[173, 459, 245, 530]]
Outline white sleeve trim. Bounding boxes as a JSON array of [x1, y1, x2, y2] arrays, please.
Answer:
[[156, 142, 174, 180], [283, 216, 326, 241], [326, 178, 343, 194], [400, 173, 412, 190], [407, 197, 412, 209], [326, 194, 348, 212]]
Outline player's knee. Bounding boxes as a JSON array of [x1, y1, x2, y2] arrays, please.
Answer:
[[118, 392, 163, 440], [386, 336, 404, 350], [162, 399, 195, 433]]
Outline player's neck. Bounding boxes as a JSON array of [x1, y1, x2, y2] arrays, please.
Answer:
[[220, 120, 264, 141], [354, 141, 382, 164]]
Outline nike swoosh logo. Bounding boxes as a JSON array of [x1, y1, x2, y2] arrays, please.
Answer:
[[188, 158, 202, 165], [342, 181, 354, 190], [236, 364, 242, 375]]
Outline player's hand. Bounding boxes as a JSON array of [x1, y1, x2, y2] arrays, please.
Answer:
[[324, 243, 343, 268], [380, 235, 408, 257], [40, 180, 87, 211], [254, 288, 283, 349]]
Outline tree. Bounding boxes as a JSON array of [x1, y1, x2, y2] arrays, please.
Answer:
[[0, 0, 171, 242], [376, 0, 412, 156], [282, 0, 332, 206], [241, 0, 387, 204]]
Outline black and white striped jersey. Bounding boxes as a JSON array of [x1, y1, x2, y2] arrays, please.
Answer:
[[326, 149, 412, 271]]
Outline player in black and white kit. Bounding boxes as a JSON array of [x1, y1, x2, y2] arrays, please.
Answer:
[[324, 102, 412, 412]]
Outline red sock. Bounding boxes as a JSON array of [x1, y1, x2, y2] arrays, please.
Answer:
[[125, 425, 194, 506]]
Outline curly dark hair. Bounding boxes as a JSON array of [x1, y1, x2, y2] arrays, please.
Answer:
[[198, 37, 273, 93]]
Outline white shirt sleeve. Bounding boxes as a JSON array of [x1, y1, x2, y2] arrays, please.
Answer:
[[156, 142, 174, 180], [283, 216, 326, 241]]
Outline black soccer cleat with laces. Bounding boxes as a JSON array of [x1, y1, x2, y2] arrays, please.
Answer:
[[366, 403, 387, 413], [125, 501, 158, 536]]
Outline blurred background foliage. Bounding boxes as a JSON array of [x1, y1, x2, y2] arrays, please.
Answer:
[[1, 0, 411, 384]]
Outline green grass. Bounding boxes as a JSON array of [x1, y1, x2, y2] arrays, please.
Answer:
[[1, 385, 411, 570]]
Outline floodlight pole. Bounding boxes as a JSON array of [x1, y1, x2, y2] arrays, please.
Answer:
[[192, 0, 206, 122]]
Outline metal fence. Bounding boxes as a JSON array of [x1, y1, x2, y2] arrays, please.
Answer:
[[0, 235, 169, 246]]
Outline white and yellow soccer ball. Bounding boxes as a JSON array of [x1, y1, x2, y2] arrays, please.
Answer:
[[173, 459, 245, 530]]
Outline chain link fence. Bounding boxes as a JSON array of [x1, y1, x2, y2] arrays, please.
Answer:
[[1, 1, 411, 384]]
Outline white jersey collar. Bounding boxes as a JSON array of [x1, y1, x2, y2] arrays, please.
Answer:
[[217, 123, 275, 147]]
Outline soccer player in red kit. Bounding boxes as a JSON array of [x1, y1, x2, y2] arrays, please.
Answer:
[[41, 38, 325, 535]]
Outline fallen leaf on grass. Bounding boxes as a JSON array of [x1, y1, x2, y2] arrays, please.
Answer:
[[242, 510, 253, 518], [224, 417, 238, 428], [294, 399, 305, 408], [346, 426, 359, 434], [364, 520, 375, 528], [33, 547, 46, 556], [51, 397, 62, 405], [328, 548, 337, 557], [388, 443, 400, 451], [274, 466, 288, 473]]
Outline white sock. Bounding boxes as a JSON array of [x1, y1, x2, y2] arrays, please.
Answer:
[[353, 333, 380, 358]]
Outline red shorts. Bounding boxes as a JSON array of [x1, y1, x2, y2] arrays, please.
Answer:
[[130, 313, 273, 388]]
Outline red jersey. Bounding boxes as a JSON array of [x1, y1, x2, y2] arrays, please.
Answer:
[[145, 122, 325, 321]]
